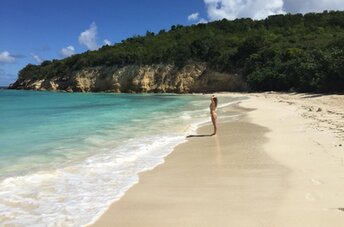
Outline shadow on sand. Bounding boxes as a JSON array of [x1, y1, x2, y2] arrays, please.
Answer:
[[186, 134, 214, 138]]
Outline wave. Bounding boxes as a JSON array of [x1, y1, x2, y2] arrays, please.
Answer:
[[0, 95, 243, 226], [0, 134, 187, 226]]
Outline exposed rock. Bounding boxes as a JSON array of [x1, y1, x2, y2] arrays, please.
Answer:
[[9, 63, 247, 93]]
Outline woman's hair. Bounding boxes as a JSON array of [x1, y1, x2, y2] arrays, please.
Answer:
[[213, 97, 218, 108]]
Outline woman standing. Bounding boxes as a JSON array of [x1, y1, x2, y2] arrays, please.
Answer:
[[210, 95, 218, 136]]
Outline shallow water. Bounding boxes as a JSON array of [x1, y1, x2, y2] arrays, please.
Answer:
[[0, 90, 243, 226]]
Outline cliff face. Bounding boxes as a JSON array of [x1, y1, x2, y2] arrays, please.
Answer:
[[9, 63, 246, 93]]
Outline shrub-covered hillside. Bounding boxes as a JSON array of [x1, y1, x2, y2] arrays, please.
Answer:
[[18, 11, 344, 92]]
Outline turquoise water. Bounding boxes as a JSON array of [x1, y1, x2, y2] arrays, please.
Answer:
[[0, 91, 198, 178], [0, 90, 242, 226]]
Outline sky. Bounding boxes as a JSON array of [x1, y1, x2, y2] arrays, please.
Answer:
[[1, 0, 344, 86]]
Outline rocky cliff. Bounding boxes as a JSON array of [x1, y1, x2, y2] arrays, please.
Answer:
[[9, 63, 247, 93]]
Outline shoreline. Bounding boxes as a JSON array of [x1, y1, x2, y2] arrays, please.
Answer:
[[91, 102, 286, 226], [1, 91, 245, 226], [85, 96, 245, 226], [92, 92, 344, 226]]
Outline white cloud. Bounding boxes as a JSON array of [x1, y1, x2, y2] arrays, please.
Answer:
[[188, 12, 208, 24], [31, 53, 43, 64], [78, 22, 99, 50], [188, 12, 199, 21], [204, 0, 285, 21], [202, 0, 344, 21], [60, 45, 75, 58], [0, 51, 15, 63], [283, 0, 344, 13], [103, 39, 112, 46], [197, 18, 208, 24]]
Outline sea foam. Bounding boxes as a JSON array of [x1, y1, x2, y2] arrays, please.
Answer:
[[0, 91, 243, 226], [0, 134, 186, 226]]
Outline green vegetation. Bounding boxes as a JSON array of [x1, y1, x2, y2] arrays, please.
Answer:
[[19, 11, 344, 92]]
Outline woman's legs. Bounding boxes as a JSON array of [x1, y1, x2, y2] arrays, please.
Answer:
[[211, 113, 217, 135]]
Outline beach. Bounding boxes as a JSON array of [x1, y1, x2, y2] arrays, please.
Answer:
[[3, 2, 344, 226], [92, 93, 344, 227], [1, 92, 233, 226]]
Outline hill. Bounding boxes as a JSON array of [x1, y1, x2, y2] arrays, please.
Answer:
[[10, 11, 344, 93]]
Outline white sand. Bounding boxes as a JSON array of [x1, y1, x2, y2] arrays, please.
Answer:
[[92, 93, 344, 227]]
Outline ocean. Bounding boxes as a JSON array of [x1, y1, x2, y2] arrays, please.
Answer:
[[0, 90, 242, 226]]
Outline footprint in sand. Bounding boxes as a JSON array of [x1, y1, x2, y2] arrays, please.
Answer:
[[305, 193, 316, 201], [311, 179, 323, 185]]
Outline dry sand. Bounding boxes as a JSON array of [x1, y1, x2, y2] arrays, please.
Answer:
[[92, 93, 344, 227]]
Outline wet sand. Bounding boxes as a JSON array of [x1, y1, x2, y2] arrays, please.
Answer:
[[92, 93, 344, 227]]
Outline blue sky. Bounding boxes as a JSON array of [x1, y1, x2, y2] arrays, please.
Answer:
[[1, 0, 344, 86]]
